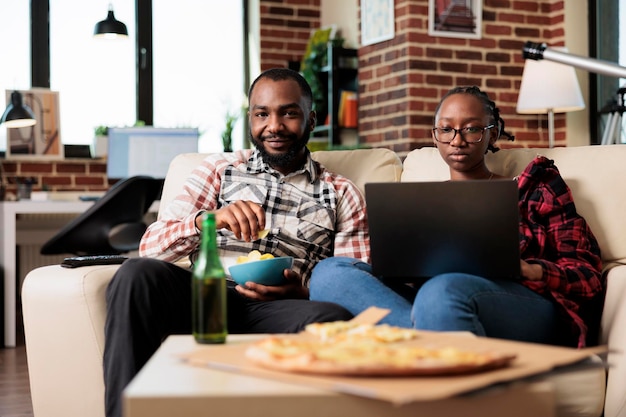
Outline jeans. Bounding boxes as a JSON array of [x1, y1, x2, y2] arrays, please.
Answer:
[[309, 257, 571, 345], [104, 257, 352, 417]]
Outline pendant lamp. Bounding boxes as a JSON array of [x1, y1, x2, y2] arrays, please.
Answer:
[[0, 91, 37, 128], [94, 3, 128, 39]]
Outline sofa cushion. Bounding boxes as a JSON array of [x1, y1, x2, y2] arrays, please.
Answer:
[[311, 148, 403, 194], [160, 148, 403, 216]]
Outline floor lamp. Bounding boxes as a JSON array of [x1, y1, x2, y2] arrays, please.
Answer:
[[522, 41, 626, 146], [516, 48, 585, 148]]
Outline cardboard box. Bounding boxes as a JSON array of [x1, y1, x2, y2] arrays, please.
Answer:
[[181, 330, 605, 405]]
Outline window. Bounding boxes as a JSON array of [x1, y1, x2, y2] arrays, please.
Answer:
[[50, 1, 136, 146], [1, 1, 246, 154], [152, 1, 246, 152], [591, 0, 626, 144]]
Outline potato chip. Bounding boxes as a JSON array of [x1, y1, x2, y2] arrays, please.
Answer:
[[247, 250, 262, 261], [236, 250, 274, 264]]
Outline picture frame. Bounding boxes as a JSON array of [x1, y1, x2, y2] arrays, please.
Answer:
[[361, 0, 395, 46], [4, 88, 63, 159], [428, 0, 483, 40]]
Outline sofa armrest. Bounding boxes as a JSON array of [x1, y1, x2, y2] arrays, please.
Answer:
[[21, 264, 120, 417], [600, 264, 626, 417]]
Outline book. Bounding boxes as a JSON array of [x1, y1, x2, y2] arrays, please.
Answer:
[[344, 91, 358, 128], [338, 90, 358, 128]]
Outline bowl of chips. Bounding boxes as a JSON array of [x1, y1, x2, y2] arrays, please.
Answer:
[[229, 251, 293, 286]]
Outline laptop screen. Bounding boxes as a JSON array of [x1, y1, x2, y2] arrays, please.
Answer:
[[106, 127, 199, 180], [365, 181, 521, 281]]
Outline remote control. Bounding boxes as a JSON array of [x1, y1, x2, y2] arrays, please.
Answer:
[[61, 255, 128, 268]]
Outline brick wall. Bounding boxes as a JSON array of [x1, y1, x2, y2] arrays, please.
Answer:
[[358, 0, 566, 155], [259, 0, 322, 71], [0, 158, 111, 198]]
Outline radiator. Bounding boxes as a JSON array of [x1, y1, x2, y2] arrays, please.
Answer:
[[15, 212, 152, 290], [17, 245, 66, 289], [15, 213, 78, 291]]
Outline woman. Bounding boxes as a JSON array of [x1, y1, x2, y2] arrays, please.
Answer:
[[309, 86, 604, 348]]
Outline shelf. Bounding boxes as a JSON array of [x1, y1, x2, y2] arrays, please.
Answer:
[[313, 125, 331, 134], [311, 46, 358, 147]]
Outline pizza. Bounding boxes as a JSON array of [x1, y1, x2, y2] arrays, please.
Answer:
[[304, 321, 421, 343], [245, 321, 517, 376]]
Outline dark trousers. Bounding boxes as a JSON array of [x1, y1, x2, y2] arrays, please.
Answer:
[[103, 257, 352, 417]]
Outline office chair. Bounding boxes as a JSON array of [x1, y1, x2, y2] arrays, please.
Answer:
[[40, 176, 164, 256]]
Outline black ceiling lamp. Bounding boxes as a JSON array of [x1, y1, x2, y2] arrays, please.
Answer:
[[0, 91, 37, 128], [94, 3, 128, 39]]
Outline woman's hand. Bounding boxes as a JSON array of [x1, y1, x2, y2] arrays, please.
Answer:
[[234, 269, 309, 301], [520, 260, 543, 281]]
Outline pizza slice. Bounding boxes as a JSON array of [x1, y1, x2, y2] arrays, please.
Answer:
[[304, 321, 420, 343]]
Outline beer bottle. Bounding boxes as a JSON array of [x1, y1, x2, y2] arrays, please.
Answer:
[[192, 212, 227, 344]]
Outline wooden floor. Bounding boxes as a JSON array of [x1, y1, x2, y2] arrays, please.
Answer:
[[0, 316, 34, 417]]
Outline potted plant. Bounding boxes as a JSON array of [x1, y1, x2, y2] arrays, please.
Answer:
[[300, 37, 344, 123], [301, 42, 328, 119], [221, 99, 248, 152], [92, 125, 109, 158], [222, 110, 239, 152]]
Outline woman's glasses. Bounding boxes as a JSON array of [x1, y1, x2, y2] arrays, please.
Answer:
[[432, 124, 495, 144]]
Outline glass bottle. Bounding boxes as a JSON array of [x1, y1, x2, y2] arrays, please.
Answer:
[[192, 212, 227, 344]]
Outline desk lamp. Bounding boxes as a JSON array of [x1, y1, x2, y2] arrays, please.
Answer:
[[516, 47, 585, 148], [0, 91, 37, 128], [1, 91, 57, 156], [94, 3, 128, 39], [0, 91, 33, 199]]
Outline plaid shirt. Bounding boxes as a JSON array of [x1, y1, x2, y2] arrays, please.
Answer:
[[140, 149, 369, 285], [518, 156, 604, 348]]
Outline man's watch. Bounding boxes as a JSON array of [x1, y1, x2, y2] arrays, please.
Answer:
[[194, 211, 206, 234]]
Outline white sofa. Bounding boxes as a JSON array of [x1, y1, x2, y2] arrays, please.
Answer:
[[22, 146, 626, 417]]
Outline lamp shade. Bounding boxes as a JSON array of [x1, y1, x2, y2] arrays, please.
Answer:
[[516, 48, 585, 115], [94, 6, 128, 38], [0, 91, 37, 128]]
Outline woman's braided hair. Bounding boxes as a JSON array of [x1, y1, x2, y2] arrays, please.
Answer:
[[434, 86, 515, 153]]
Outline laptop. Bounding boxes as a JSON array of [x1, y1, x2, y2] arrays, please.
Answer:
[[364, 180, 521, 281]]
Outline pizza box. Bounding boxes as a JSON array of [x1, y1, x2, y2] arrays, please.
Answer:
[[180, 330, 606, 405]]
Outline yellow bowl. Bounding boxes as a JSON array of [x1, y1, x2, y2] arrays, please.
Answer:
[[228, 256, 294, 286]]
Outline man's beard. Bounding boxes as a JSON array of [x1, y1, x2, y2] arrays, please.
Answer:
[[250, 128, 311, 169]]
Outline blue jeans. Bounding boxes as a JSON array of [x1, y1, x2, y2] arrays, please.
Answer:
[[309, 257, 571, 345]]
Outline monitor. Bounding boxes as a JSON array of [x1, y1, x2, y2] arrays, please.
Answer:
[[106, 127, 199, 180]]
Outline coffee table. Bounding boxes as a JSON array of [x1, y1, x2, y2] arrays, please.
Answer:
[[123, 335, 556, 417]]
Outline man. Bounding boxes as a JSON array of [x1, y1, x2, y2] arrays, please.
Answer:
[[103, 68, 370, 417]]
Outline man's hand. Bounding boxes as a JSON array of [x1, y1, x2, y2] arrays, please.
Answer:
[[234, 269, 309, 301], [520, 260, 543, 281], [197, 201, 266, 242]]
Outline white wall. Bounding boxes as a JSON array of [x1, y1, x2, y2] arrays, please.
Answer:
[[321, 0, 359, 48]]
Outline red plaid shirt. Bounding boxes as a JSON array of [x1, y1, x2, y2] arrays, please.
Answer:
[[517, 156, 604, 348], [140, 149, 369, 285]]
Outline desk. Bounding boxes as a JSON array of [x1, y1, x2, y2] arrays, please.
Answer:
[[1, 198, 159, 347], [124, 335, 556, 417]]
